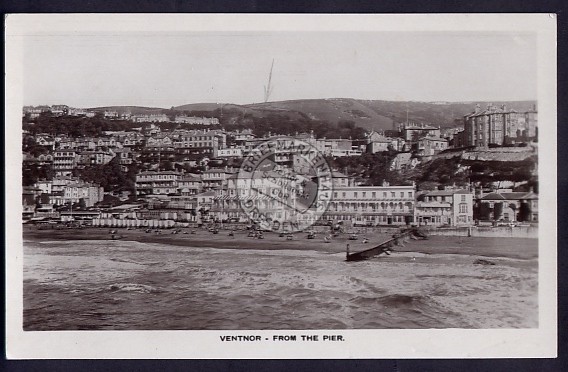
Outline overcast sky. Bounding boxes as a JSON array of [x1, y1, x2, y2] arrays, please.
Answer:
[[22, 32, 537, 108]]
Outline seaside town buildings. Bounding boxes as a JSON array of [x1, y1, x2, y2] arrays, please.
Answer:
[[325, 178, 416, 226], [478, 190, 539, 223], [462, 104, 538, 147], [21, 103, 538, 228], [415, 189, 474, 226]]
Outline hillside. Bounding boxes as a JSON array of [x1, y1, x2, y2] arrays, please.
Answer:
[[90, 98, 537, 132], [326, 148, 538, 192], [175, 102, 308, 121], [246, 98, 395, 131], [357, 100, 537, 129], [88, 106, 164, 115], [174, 103, 240, 112], [185, 98, 537, 131]]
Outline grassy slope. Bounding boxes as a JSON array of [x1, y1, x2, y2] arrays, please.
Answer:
[[88, 106, 165, 115], [91, 99, 537, 131], [248, 98, 395, 131]]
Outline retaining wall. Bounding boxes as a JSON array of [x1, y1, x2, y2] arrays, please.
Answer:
[[428, 225, 538, 238]]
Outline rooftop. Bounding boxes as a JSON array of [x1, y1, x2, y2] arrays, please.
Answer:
[[481, 191, 538, 200]]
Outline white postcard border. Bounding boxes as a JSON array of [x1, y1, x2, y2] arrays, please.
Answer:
[[5, 13, 557, 359]]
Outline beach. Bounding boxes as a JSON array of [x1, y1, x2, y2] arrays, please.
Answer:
[[23, 225, 538, 259], [23, 225, 538, 330]]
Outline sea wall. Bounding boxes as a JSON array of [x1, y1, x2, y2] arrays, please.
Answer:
[[433, 147, 537, 162], [428, 225, 538, 238]]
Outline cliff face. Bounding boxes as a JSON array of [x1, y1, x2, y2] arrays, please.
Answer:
[[432, 146, 537, 162], [400, 146, 538, 191]]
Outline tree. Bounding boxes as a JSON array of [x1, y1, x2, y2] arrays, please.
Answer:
[[160, 160, 174, 171], [493, 202, 503, 221], [476, 203, 492, 221], [77, 156, 129, 192], [518, 202, 531, 222]]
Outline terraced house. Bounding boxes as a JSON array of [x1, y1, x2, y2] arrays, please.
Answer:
[[135, 171, 182, 196], [415, 189, 474, 226], [324, 182, 416, 226]]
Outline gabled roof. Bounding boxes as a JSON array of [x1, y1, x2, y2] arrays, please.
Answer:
[[426, 189, 470, 196], [520, 191, 539, 200], [481, 191, 536, 201], [418, 136, 447, 142]]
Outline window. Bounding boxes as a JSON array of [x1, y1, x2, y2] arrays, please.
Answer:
[[408, 192, 412, 198], [400, 192, 404, 198], [461, 194, 466, 202], [383, 192, 387, 198], [334, 192, 337, 198], [459, 203, 468, 213], [362, 192, 366, 198], [372, 192, 376, 198], [354, 192, 358, 198], [342, 192, 346, 198], [391, 192, 395, 198]]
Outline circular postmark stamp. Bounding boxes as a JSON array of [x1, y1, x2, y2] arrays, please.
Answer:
[[238, 136, 333, 233]]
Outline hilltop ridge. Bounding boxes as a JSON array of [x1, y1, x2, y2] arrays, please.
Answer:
[[86, 98, 537, 132]]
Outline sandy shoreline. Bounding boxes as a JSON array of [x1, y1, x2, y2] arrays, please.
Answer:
[[23, 225, 538, 261]]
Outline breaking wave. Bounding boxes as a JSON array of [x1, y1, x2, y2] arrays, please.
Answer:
[[23, 239, 538, 330]]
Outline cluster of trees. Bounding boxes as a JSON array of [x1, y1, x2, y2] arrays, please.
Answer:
[[327, 152, 409, 186], [467, 158, 536, 186], [169, 105, 371, 140], [222, 112, 367, 140], [414, 157, 469, 188], [23, 162, 53, 186], [406, 156, 537, 191], [22, 135, 50, 157], [23, 112, 134, 137], [74, 157, 136, 193]]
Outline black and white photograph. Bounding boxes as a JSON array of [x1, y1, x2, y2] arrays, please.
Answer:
[[5, 14, 557, 359]]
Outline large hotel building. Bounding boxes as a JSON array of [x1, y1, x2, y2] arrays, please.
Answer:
[[210, 171, 416, 227], [462, 104, 537, 147]]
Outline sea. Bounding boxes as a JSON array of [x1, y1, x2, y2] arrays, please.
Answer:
[[23, 239, 538, 330]]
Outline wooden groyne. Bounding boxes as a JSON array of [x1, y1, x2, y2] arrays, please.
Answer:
[[345, 228, 427, 262]]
